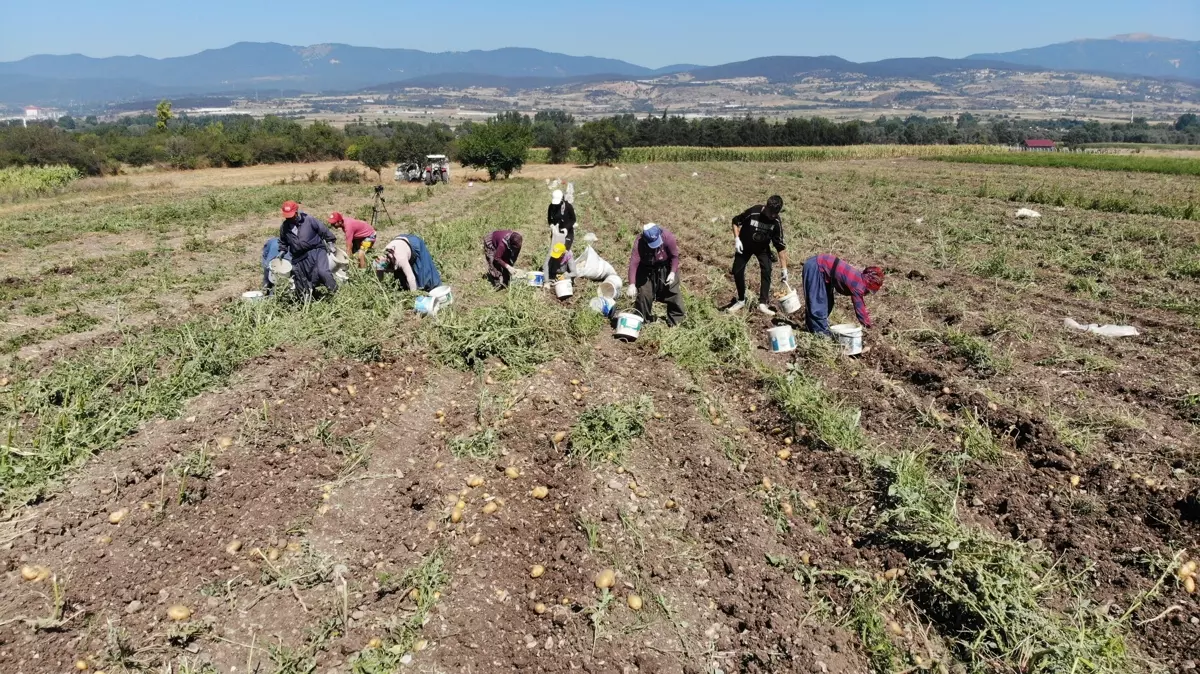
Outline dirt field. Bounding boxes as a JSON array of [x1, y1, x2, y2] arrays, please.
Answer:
[[1, 157, 1197, 674]]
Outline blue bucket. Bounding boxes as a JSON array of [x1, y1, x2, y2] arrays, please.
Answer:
[[415, 296, 438, 315]]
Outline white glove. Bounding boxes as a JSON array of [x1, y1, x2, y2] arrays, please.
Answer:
[[625, 284, 637, 299], [734, 238, 744, 254], [666, 272, 676, 286], [780, 268, 789, 283]]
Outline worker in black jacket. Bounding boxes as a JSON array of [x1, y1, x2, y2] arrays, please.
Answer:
[[727, 195, 788, 316], [278, 200, 338, 299], [547, 189, 577, 251]]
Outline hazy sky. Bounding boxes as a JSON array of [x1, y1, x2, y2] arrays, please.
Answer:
[[2, 0, 1197, 67]]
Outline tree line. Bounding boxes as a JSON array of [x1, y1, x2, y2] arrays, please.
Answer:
[[1, 100, 1196, 177]]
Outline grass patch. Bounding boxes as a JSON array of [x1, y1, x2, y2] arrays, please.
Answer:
[[641, 294, 754, 373], [768, 368, 865, 454], [448, 428, 499, 460], [1036, 344, 1117, 374], [919, 328, 1010, 376], [973, 249, 1035, 283], [427, 286, 569, 373], [956, 409, 1001, 464], [927, 152, 1200, 176], [356, 549, 450, 673], [567, 395, 654, 464]]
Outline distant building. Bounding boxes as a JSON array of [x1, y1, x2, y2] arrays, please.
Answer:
[[1021, 139, 1056, 151]]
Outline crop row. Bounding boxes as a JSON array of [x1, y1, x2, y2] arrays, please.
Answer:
[[528, 144, 1005, 164]]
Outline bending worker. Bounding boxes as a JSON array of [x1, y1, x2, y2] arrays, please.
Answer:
[[279, 200, 337, 299], [483, 230, 524, 289], [548, 189, 577, 251], [328, 212, 376, 269], [627, 223, 685, 327], [543, 242, 577, 283], [375, 234, 442, 291], [728, 195, 788, 316], [802, 254, 884, 335]]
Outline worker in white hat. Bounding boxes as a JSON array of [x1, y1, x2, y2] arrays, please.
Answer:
[[547, 188, 577, 252]]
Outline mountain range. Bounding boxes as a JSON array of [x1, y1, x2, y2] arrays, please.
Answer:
[[0, 35, 1196, 107]]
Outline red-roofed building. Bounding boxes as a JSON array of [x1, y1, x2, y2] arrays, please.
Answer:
[[1021, 139, 1057, 151]]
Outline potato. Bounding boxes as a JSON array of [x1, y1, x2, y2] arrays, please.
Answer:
[[530, 565, 546, 578], [414, 639, 428, 652], [20, 565, 40, 581], [346, 385, 357, 398], [482, 501, 499, 515], [108, 509, 128, 524], [1069, 475, 1081, 487], [627, 594, 643, 611], [665, 499, 678, 510], [267, 548, 281, 562], [595, 569, 616, 589], [96, 535, 112, 545], [450, 508, 463, 523], [409, 588, 421, 601], [226, 540, 243, 555], [761, 477, 772, 490], [533, 602, 547, 614], [776, 449, 791, 461], [799, 552, 811, 566], [469, 533, 484, 547], [1180, 560, 1198, 578], [887, 620, 904, 636], [505, 467, 521, 479], [570, 379, 580, 386], [784, 437, 793, 446], [531, 486, 549, 499], [1185, 576, 1196, 594], [782, 502, 794, 516], [552, 431, 567, 444], [884, 568, 901, 581], [467, 475, 484, 488], [368, 637, 383, 648], [166, 605, 192, 621], [217, 436, 233, 448]]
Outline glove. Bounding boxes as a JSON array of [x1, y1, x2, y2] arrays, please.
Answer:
[[666, 272, 676, 286], [780, 268, 789, 283], [734, 238, 744, 254], [625, 284, 637, 299]]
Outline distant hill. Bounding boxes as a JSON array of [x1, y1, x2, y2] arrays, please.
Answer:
[[969, 34, 1200, 80], [686, 56, 1043, 82]]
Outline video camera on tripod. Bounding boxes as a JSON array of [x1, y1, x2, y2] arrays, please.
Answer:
[[370, 185, 393, 228]]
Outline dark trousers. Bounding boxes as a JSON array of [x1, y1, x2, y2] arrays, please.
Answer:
[[634, 265, 685, 327], [731, 248, 773, 305], [802, 255, 833, 335], [292, 252, 337, 299]]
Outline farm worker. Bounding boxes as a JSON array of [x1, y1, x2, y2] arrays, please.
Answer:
[[327, 212, 376, 269], [627, 223, 685, 327], [260, 237, 291, 295], [278, 201, 338, 299], [728, 195, 788, 316], [375, 234, 442, 291], [801, 254, 884, 336], [483, 230, 525, 289], [543, 242, 578, 282], [548, 189, 577, 251]]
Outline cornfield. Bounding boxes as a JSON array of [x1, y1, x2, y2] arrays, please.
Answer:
[[527, 144, 1004, 164], [0, 165, 82, 200]]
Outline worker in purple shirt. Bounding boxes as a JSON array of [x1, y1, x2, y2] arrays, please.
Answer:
[[626, 223, 685, 327], [801, 253, 884, 335]]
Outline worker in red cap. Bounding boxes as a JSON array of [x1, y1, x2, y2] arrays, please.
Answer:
[[278, 201, 338, 299], [801, 254, 884, 336], [328, 211, 376, 269]]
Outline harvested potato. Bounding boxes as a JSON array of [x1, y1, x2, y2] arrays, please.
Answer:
[[414, 639, 428, 652], [776, 449, 791, 461], [20, 565, 42, 581], [217, 436, 233, 448], [782, 502, 794, 516], [1069, 475, 1081, 487], [467, 475, 484, 488], [96, 535, 112, 545], [75, 660, 89, 671], [469, 533, 484, 546], [531, 486, 549, 499], [505, 467, 521, 479], [595, 569, 616, 589], [552, 431, 567, 444], [226, 540, 243, 555], [530, 565, 546, 578], [887, 620, 904, 636], [108, 509, 128, 524], [482, 501, 499, 515], [533, 602, 547, 614], [266, 548, 281, 562], [450, 508, 464, 524], [166, 605, 192, 621], [368, 637, 382, 648], [627, 594, 643, 610], [1186, 576, 1196, 594]]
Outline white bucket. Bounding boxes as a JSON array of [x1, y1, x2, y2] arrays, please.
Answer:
[[527, 271, 545, 287], [554, 278, 574, 299], [328, 249, 349, 273], [779, 287, 802, 315], [430, 285, 453, 308], [598, 275, 622, 299], [589, 296, 616, 317], [615, 312, 644, 341], [768, 325, 796, 353], [242, 290, 266, 302], [269, 258, 292, 285], [830, 323, 863, 355]]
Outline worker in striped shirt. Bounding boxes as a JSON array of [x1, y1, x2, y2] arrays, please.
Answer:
[[801, 254, 884, 335]]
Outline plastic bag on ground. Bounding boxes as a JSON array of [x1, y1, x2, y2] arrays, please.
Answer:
[[1063, 318, 1139, 338], [575, 246, 617, 282], [1016, 208, 1042, 219]]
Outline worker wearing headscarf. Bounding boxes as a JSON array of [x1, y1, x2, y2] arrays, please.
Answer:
[[801, 254, 884, 335], [483, 230, 525, 289], [627, 223, 685, 327], [375, 234, 442, 291], [548, 189, 577, 251]]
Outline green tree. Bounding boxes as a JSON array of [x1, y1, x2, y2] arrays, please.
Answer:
[[57, 115, 76, 130], [455, 114, 534, 180], [534, 110, 575, 164], [155, 100, 174, 131], [356, 137, 390, 180], [1176, 113, 1199, 131], [575, 119, 627, 165]]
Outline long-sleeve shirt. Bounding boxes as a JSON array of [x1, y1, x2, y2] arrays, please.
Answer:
[[543, 251, 578, 280], [279, 212, 336, 260], [383, 238, 419, 291], [732, 205, 786, 253], [488, 230, 521, 268], [628, 230, 680, 284], [815, 253, 873, 327], [548, 202, 576, 231]]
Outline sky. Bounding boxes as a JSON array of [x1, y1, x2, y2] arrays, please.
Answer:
[[1, 0, 1197, 67]]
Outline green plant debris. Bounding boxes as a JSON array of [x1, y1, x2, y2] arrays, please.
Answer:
[[353, 549, 450, 673], [567, 395, 654, 464]]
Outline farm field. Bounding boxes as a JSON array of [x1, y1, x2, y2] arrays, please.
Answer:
[[927, 151, 1200, 177], [1, 156, 1198, 674]]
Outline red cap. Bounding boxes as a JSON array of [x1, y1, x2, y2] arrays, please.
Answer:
[[281, 201, 299, 218], [329, 211, 343, 224]]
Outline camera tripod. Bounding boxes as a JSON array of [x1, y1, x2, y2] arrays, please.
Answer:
[[370, 185, 395, 229]]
